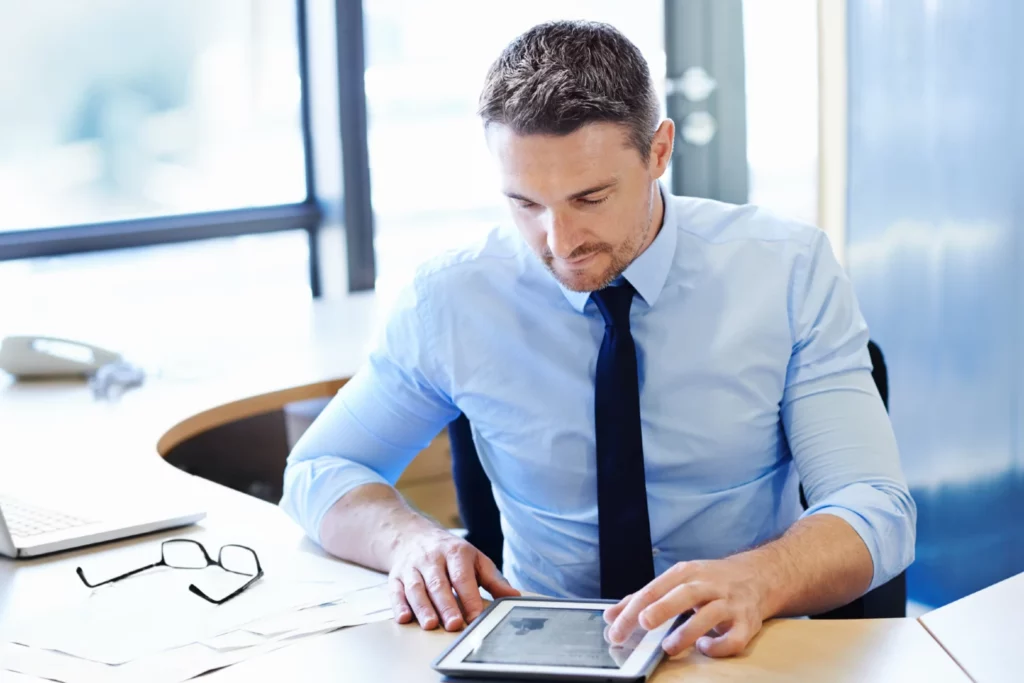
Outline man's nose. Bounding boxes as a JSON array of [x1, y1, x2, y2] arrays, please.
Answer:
[[544, 211, 584, 260]]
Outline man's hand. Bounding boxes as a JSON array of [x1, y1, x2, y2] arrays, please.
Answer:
[[388, 528, 521, 631], [602, 516, 876, 658], [603, 557, 768, 658], [316, 483, 522, 632]]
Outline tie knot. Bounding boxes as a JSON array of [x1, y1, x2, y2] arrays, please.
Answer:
[[591, 283, 635, 328]]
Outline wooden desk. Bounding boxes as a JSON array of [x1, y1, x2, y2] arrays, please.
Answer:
[[919, 571, 1024, 683], [203, 614, 968, 683], [0, 293, 971, 681]]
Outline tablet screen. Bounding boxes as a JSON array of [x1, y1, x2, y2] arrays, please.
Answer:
[[462, 606, 644, 669]]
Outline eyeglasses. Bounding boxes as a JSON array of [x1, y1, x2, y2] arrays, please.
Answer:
[[76, 539, 264, 605]]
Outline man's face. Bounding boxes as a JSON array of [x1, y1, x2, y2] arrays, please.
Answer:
[[487, 120, 673, 292]]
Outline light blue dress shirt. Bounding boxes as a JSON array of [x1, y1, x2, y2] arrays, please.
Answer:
[[281, 189, 916, 599]]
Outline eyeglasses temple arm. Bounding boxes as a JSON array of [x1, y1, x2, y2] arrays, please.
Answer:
[[76, 561, 162, 588], [188, 569, 264, 605]]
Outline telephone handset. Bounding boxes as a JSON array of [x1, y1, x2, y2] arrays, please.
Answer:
[[0, 335, 123, 378]]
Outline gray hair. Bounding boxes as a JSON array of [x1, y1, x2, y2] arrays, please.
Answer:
[[478, 20, 660, 160]]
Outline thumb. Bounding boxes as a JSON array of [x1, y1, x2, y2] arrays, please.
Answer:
[[697, 625, 751, 658], [476, 554, 521, 598]]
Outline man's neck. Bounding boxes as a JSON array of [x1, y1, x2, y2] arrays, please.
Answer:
[[636, 183, 666, 258]]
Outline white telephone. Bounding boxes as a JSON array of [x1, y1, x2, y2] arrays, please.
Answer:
[[0, 335, 123, 378]]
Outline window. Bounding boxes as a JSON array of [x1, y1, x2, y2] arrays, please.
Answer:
[[362, 0, 665, 291], [742, 0, 819, 226], [0, 231, 313, 343], [0, 0, 307, 232]]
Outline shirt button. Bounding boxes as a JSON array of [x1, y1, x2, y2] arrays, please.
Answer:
[[652, 548, 660, 557]]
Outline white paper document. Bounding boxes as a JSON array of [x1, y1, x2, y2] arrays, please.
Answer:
[[4, 567, 365, 664], [0, 639, 296, 683], [240, 584, 391, 637], [1, 581, 392, 683]]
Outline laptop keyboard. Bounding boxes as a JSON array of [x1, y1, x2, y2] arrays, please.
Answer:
[[0, 495, 94, 538]]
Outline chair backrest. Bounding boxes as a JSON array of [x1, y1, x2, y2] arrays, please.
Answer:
[[868, 340, 889, 409], [446, 340, 905, 617], [448, 412, 504, 567]]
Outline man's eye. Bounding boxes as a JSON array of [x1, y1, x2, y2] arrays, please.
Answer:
[[579, 196, 608, 206], [515, 200, 538, 209]]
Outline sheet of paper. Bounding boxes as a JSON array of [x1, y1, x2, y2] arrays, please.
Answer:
[[248, 604, 393, 641], [111, 641, 297, 683], [240, 583, 389, 637], [341, 583, 392, 616], [273, 607, 392, 641], [2, 582, 396, 683], [243, 601, 358, 637], [200, 629, 270, 652], [0, 639, 294, 683], [1, 641, 114, 683], [6, 567, 360, 664], [2, 611, 391, 683]]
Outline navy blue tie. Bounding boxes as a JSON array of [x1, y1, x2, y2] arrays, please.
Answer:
[[591, 283, 655, 599]]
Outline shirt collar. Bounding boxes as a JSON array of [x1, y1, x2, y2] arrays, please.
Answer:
[[559, 183, 678, 313]]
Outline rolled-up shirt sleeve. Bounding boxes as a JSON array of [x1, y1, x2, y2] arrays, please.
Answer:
[[782, 231, 917, 592], [279, 278, 459, 545]]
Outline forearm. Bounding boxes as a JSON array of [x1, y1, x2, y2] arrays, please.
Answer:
[[279, 378, 451, 552], [733, 514, 873, 618], [318, 482, 442, 573]]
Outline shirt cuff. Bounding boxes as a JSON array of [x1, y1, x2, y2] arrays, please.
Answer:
[[280, 457, 391, 547], [801, 482, 916, 592]]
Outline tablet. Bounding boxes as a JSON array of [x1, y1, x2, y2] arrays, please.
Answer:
[[433, 597, 680, 682]]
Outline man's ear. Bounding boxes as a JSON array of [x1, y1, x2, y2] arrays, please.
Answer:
[[648, 119, 675, 179]]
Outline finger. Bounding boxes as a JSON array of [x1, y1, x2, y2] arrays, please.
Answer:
[[697, 621, 755, 658], [420, 562, 465, 631], [609, 569, 693, 644], [389, 577, 413, 624], [403, 569, 440, 630], [609, 563, 702, 643], [603, 593, 633, 624], [446, 548, 485, 623], [639, 581, 718, 630], [659, 599, 730, 657], [476, 553, 521, 599]]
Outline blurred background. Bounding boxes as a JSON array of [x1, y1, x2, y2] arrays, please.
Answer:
[[1, 0, 1021, 613]]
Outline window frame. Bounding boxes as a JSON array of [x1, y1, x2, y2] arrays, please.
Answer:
[[0, 0, 380, 297]]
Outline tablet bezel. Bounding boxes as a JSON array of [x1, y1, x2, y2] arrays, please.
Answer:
[[432, 597, 677, 681]]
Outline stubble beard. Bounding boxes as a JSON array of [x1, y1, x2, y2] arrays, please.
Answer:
[[542, 209, 653, 293]]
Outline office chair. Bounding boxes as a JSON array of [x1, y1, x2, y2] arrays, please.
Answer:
[[447, 340, 906, 618]]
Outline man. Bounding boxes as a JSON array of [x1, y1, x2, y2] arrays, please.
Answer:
[[281, 20, 915, 658]]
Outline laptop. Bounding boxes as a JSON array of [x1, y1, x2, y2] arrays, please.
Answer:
[[0, 491, 205, 558]]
